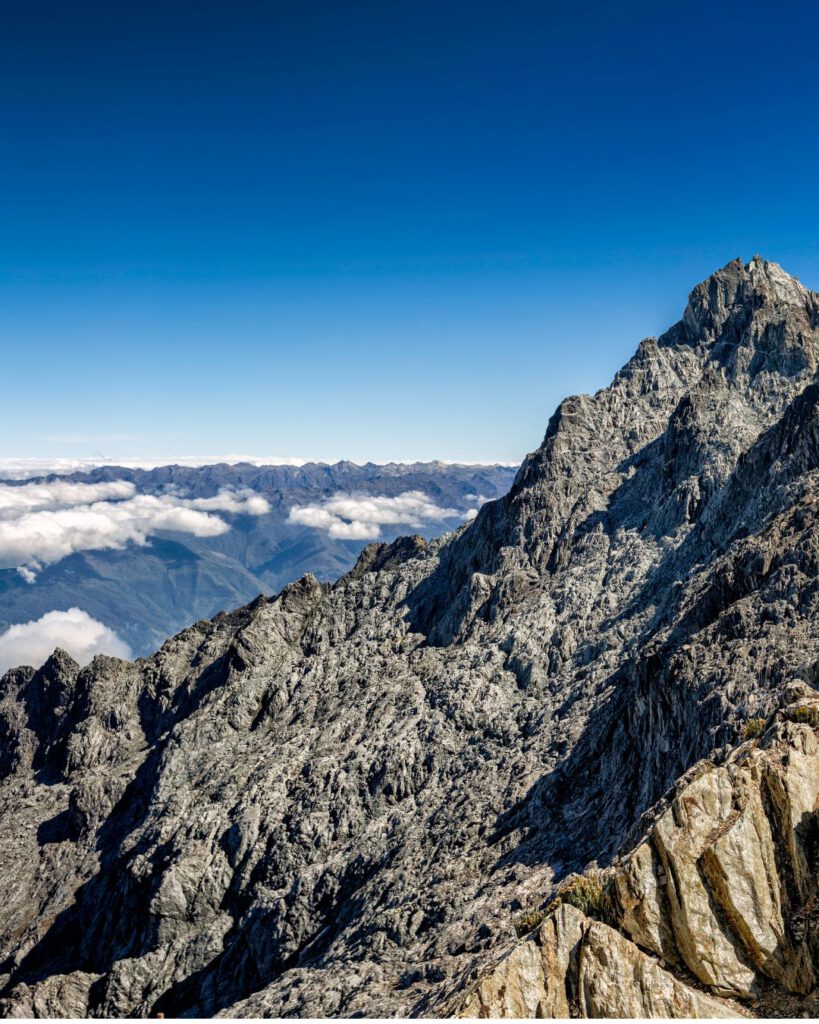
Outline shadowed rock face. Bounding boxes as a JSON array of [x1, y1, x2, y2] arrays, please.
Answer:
[[1, 257, 819, 1017]]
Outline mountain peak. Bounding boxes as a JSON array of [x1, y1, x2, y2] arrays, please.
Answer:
[[411, 257, 819, 645], [683, 256, 816, 358]]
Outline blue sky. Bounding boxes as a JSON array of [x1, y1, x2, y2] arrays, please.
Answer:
[[3, 0, 819, 465]]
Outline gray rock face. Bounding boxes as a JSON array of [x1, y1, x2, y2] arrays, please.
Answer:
[[1, 256, 819, 1016]]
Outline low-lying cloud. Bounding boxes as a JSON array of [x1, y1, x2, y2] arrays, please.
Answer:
[[287, 490, 467, 540], [185, 490, 271, 515], [0, 456, 310, 479], [0, 608, 132, 675], [0, 480, 136, 515], [0, 480, 270, 577]]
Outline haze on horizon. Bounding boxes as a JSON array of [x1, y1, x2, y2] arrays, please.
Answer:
[[3, 0, 819, 466]]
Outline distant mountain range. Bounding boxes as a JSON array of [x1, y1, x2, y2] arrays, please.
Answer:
[[0, 460, 517, 658]]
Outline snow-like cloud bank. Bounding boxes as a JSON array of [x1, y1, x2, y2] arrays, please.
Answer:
[[185, 490, 270, 515], [0, 480, 136, 515], [0, 456, 310, 480], [0, 480, 270, 576], [0, 608, 132, 675], [287, 490, 467, 540]]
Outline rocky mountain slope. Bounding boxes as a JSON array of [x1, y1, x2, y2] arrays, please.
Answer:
[[0, 461, 515, 656], [0, 256, 818, 1017], [451, 687, 819, 1018]]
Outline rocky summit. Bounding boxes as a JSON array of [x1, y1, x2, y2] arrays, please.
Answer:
[[1, 256, 819, 1017]]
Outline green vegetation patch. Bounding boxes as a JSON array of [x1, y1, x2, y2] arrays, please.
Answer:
[[786, 705, 819, 728], [512, 868, 615, 937], [743, 717, 766, 740]]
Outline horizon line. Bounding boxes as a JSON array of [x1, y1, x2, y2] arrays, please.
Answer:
[[0, 455, 522, 479]]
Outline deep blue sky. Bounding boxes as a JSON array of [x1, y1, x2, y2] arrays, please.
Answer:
[[3, 0, 819, 464]]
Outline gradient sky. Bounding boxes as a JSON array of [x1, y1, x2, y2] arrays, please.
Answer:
[[3, 0, 819, 465]]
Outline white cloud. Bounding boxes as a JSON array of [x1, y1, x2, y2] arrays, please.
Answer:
[[0, 480, 270, 576], [0, 456, 310, 479], [0, 480, 136, 515], [184, 488, 271, 516], [287, 490, 466, 540], [0, 608, 132, 676], [461, 493, 492, 522]]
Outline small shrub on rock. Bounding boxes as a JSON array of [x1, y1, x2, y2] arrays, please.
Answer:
[[743, 717, 766, 740], [513, 907, 548, 937], [786, 705, 819, 728], [556, 869, 615, 924], [512, 868, 616, 936]]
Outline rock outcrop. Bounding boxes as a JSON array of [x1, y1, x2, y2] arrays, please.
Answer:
[[0, 257, 818, 1017], [451, 694, 819, 1016], [453, 903, 734, 1019]]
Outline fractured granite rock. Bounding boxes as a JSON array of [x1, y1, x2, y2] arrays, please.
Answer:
[[453, 701, 819, 1017]]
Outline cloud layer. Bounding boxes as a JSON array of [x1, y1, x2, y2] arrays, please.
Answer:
[[0, 480, 270, 576], [0, 608, 132, 675], [287, 490, 466, 540], [0, 457, 310, 479]]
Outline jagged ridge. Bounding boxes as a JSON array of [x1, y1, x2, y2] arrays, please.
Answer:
[[0, 258, 818, 1016]]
